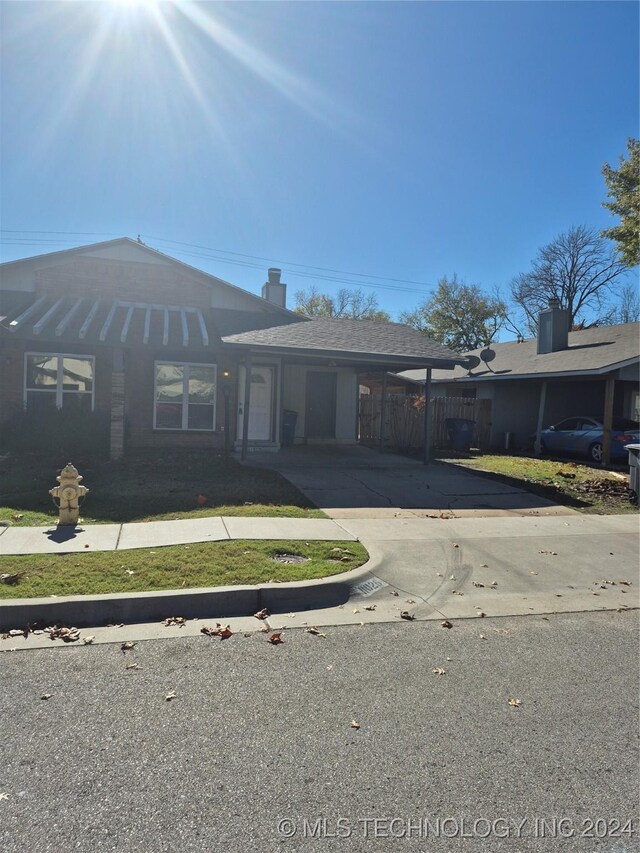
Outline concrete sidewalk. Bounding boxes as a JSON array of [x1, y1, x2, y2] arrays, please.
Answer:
[[0, 516, 357, 556]]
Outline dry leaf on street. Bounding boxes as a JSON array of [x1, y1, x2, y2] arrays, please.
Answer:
[[120, 641, 137, 653], [452, 543, 459, 548], [48, 626, 81, 643], [479, 634, 486, 640], [165, 691, 177, 701], [400, 611, 415, 621], [305, 627, 326, 637], [219, 625, 233, 640], [473, 582, 484, 588], [618, 580, 632, 586], [40, 693, 53, 700], [507, 698, 522, 707], [389, 590, 399, 596], [267, 632, 284, 645], [254, 608, 270, 620], [83, 636, 95, 645], [432, 667, 446, 675], [364, 605, 376, 611], [125, 663, 141, 670], [162, 616, 186, 627], [441, 620, 453, 629], [350, 720, 360, 729]]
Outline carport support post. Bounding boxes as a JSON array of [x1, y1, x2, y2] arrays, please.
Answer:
[[534, 380, 547, 456], [379, 372, 388, 452], [423, 368, 432, 465], [241, 354, 252, 461], [602, 374, 615, 467]]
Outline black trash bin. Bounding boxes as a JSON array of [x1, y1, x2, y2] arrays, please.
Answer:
[[445, 417, 475, 451], [282, 410, 298, 447]]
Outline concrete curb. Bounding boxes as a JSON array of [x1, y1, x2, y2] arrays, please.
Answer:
[[0, 558, 380, 631]]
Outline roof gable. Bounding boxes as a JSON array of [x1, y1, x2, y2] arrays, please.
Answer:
[[0, 237, 299, 319]]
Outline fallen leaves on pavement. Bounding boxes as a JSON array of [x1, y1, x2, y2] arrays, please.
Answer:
[[200, 623, 233, 639], [125, 663, 141, 670], [48, 626, 81, 643], [121, 641, 137, 653], [432, 667, 446, 675], [83, 636, 95, 645], [165, 691, 177, 701], [400, 611, 415, 621], [507, 698, 522, 707], [305, 627, 326, 637], [40, 693, 53, 700], [162, 617, 186, 627], [350, 720, 360, 729], [254, 608, 270, 620], [441, 620, 453, 629], [267, 632, 284, 645]]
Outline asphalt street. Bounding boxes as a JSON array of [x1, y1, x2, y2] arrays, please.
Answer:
[[1, 611, 638, 853]]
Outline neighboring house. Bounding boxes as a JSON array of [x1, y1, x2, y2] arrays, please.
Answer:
[[0, 238, 462, 459], [399, 302, 640, 462]]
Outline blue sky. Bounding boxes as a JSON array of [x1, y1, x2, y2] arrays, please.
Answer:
[[1, 0, 637, 328]]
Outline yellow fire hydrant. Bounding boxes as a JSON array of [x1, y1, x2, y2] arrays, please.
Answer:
[[49, 463, 89, 526]]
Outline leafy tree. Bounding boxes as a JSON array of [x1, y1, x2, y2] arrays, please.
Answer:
[[293, 285, 391, 322], [510, 225, 627, 333], [399, 275, 507, 351], [601, 138, 640, 267]]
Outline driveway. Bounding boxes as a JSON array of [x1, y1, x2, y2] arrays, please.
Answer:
[[244, 445, 573, 517]]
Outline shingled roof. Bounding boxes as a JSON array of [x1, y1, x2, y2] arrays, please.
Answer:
[[399, 322, 640, 384], [222, 317, 462, 367]]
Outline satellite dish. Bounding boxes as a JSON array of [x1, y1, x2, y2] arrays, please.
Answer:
[[465, 355, 481, 375], [480, 347, 496, 371]]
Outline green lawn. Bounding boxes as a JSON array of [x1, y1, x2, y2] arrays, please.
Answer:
[[0, 450, 324, 526], [451, 454, 636, 514], [0, 540, 368, 599]]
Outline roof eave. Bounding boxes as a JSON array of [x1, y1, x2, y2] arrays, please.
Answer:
[[221, 340, 460, 369]]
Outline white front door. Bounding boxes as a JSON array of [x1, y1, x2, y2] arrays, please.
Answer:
[[238, 366, 273, 441]]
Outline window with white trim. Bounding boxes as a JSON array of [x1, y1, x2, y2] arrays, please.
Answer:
[[25, 353, 94, 415], [154, 362, 217, 431]]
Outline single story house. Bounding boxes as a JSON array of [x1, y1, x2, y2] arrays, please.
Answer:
[[399, 301, 640, 463], [0, 238, 463, 460]]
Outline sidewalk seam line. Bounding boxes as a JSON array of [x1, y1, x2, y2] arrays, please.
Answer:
[[220, 517, 231, 540]]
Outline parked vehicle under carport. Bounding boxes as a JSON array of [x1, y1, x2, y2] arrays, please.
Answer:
[[538, 416, 640, 463]]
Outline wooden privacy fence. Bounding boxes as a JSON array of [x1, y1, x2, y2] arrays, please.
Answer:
[[359, 394, 491, 451]]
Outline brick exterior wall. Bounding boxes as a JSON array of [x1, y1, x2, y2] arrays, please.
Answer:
[[2, 257, 249, 454], [35, 258, 213, 308]]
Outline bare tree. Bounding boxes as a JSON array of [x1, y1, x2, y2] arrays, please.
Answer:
[[511, 225, 628, 333], [294, 285, 391, 321], [613, 283, 640, 324]]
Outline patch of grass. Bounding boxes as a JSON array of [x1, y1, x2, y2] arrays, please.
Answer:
[[0, 450, 324, 526], [0, 540, 368, 599], [451, 454, 636, 514]]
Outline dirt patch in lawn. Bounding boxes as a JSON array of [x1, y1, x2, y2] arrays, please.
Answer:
[[449, 454, 637, 515]]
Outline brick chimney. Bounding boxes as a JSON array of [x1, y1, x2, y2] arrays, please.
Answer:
[[261, 268, 286, 309], [537, 298, 570, 354]]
